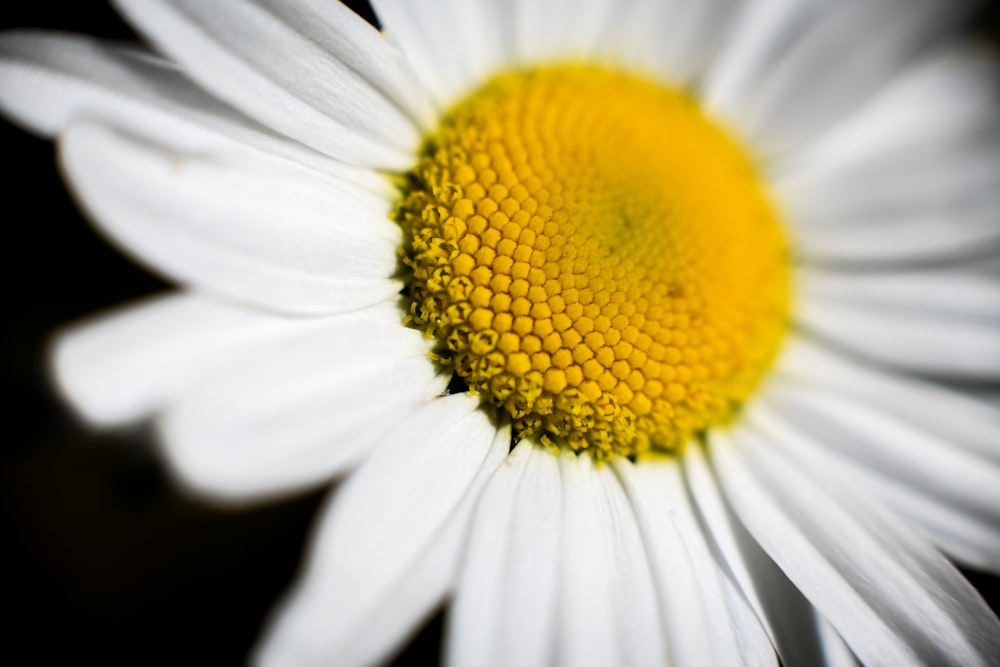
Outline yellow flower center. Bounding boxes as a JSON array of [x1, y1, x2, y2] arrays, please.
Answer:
[[395, 66, 790, 459]]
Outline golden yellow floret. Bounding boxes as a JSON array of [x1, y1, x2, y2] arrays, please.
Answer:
[[395, 65, 790, 459]]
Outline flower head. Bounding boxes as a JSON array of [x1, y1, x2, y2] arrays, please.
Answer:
[[2, 1, 1000, 665]]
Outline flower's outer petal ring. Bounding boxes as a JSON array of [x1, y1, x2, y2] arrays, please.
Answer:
[[555, 451, 665, 667], [683, 445, 831, 666], [795, 295, 1000, 379], [799, 269, 1000, 324], [613, 0, 741, 88], [750, 379, 1000, 571], [256, 393, 509, 667], [370, 0, 510, 108], [704, 0, 824, 121], [506, 0, 618, 69], [157, 304, 444, 503], [112, 0, 434, 169], [446, 441, 561, 667], [777, 338, 1000, 465], [0, 31, 388, 194], [725, 0, 979, 157], [52, 291, 344, 426], [772, 44, 1000, 188], [613, 457, 777, 666], [58, 120, 401, 316], [711, 427, 1000, 667], [782, 135, 1000, 266]]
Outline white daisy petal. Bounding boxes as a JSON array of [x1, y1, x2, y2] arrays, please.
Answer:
[[556, 451, 664, 667], [0, 31, 389, 194], [614, 0, 741, 86], [750, 379, 1000, 570], [789, 204, 1000, 265], [59, 120, 401, 316], [157, 307, 443, 502], [446, 441, 561, 667], [748, 393, 1000, 572], [705, 0, 824, 119], [796, 295, 1000, 378], [817, 616, 860, 667], [111, 0, 429, 168], [773, 44, 1000, 184], [799, 269, 1000, 323], [613, 457, 776, 666], [737, 0, 978, 155], [51, 291, 339, 426], [711, 427, 1000, 667], [508, 0, 618, 68], [257, 393, 509, 667], [784, 135, 1000, 232], [778, 338, 1000, 464], [683, 445, 833, 666], [371, 0, 510, 108]]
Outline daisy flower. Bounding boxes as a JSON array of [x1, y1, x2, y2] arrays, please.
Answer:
[[3, 0, 1000, 665]]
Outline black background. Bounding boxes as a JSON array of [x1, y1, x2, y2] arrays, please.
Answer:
[[1, 2, 997, 665]]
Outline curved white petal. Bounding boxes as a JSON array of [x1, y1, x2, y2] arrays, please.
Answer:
[[507, 0, 619, 69], [257, 393, 508, 667], [59, 120, 401, 316], [798, 269, 1000, 323], [705, 0, 824, 119], [749, 378, 1000, 570], [817, 617, 860, 667], [112, 0, 430, 168], [157, 306, 443, 502], [783, 135, 1000, 235], [777, 338, 1000, 464], [773, 44, 1000, 185], [613, 457, 776, 666], [0, 31, 387, 194], [796, 296, 1000, 378], [556, 451, 664, 667], [736, 0, 978, 156], [711, 427, 1000, 667], [613, 0, 741, 86], [446, 441, 561, 667], [371, 0, 510, 108], [683, 445, 832, 666], [51, 291, 339, 426]]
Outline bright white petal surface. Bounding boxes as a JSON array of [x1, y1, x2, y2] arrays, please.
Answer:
[[257, 393, 508, 667], [51, 291, 339, 426], [556, 451, 664, 667], [446, 441, 562, 667], [613, 457, 775, 666], [59, 120, 401, 316], [157, 302, 443, 502], [683, 445, 832, 666], [727, 0, 978, 155], [705, 0, 824, 119], [749, 377, 1000, 570], [711, 427, 1000, 667], [799, 269, 1000, 324], [795, 294, 1000, 378], [371, 0, 510, 108], [778, 338, 1000, 465], [112, 0, 432, 169], [773, 44, 1000, 186], [508, 0, 618, 69], [0, 31, 387, 194], [783, 136, 1000, 265]]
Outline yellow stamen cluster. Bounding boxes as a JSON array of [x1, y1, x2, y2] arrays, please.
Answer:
[[395, 66, 790, 459]]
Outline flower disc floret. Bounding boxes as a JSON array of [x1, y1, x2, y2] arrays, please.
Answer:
[[395, 66, 790, 458]]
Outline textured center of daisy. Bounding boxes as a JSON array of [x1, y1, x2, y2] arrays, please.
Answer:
[[395, 66, 790, 458]]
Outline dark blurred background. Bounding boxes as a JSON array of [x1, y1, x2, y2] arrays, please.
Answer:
[[1, 2, 998, 665]]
